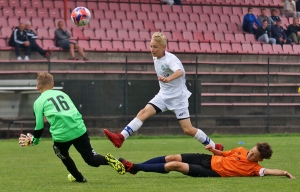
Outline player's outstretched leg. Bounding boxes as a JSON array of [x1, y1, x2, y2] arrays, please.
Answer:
[[105, 153, 126, 175], [103, 129, 125, 148], [68, 174, 87, 183], [119, 158, 138, 175]]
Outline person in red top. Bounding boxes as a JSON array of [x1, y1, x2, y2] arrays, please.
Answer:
[[118, 142, 295, 179]]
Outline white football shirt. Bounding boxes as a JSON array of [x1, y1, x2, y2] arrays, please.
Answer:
[[153, 51, 191, 108]]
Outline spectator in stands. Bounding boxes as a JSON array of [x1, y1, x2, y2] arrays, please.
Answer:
[[258, 8, 272, 30], [270, 9, 281, 24], [287, 17, 300, 43], [24, 22, 49, 59], [271, 18, 292, 45], [54, 21, 88, 61], [242, 7, 262, 34], [8, 23, 31, 60], [160, 0, 181, 5], [256, 20, 276, 45], [296, 0, 300, 12], [284, 0, 300, 18]]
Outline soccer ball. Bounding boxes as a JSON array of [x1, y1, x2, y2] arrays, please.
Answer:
[[71, 7, 91, 26]]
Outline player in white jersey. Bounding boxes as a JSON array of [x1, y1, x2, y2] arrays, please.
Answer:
[[103, 32, 223, 151]]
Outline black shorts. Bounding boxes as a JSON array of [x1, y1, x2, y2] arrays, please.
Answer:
[[181, 153, 220, 177], [59, 41, 76, 50]]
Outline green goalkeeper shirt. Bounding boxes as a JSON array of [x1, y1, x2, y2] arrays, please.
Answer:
[[34, 90, 86, 142]]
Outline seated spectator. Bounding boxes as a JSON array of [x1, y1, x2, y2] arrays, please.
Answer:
[[256, 20, 276, 45], [54, 21, 88, 61], [160, 0, 181, 5], [284, 0, 300, 18], [258, 8, 272, 30], [271, 18, 292, 45], [287, 17, 300, 43], [24, 22, 49, 59], [270, 9, 281, 24], [242, 7, 262, 34], [8, 22, 31, 60]]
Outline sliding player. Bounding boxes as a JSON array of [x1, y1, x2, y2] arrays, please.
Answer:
[[119, 142, 295, 179], [103, 32, 223, 151], [19, 72, 125, 182]]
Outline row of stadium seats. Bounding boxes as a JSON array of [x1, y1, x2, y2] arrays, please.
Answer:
[[0, 26, 280, 44], [1, 38, 298, 55], [0, 0, 283, 9], [0, 5, 279, 18]]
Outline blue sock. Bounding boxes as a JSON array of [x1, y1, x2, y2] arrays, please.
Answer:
[[140, 156, 166, 164], [136, 163, 167, 173]]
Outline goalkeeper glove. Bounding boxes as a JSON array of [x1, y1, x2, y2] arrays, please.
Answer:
[[19, 133, 40, 147]]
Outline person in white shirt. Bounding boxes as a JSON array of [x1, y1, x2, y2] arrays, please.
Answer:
[[284, 0, 300, 18], [103, 32, 223, 151]]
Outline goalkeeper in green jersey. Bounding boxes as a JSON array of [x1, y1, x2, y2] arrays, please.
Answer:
[[19, 72, 125, 182]]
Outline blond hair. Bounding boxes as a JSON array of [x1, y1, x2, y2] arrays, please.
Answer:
[[151, 32, 167, 46], [37, 72, 53, 89]]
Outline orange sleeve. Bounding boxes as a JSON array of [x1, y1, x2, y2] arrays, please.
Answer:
[[222, 149, 235, 157]]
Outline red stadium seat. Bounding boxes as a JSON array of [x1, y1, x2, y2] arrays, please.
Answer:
[[137, 12, 148, 20], [111, 20, 122, 29], [31, 18, 43, 28], [207, 23, 217, 32], [282, 44, 294, 55], [147, 12, 158, 21], [245, 34, 257, 43], [196, 23, 208, 32], [272, 44, 283, 54], [242, 43, 255, 54], [139, 31, 150, 40], [252, 44, 264, 54], [220, 14, 231, 24], [151, 4, 162, 12], [211, 43, 226, 53], [119, 3, 130, 11], [83, 29, 97, 40], [104, 11, 116, 20], [190, 42, 200, 52], [227, 23, 238, 32], [43, 1, 54, 8], [141, 4, 151, 12], [262, 44, 273, 54], [88, 19, 100, 29], [210, 14, 220, 23], [37, 8, 49, 18], [133, 20, 144, 30], [43, 19, 55, 28], [204, 32, 218, 43], [0, 18, 8, 28], [14, 8, 26, 17], [32, 0, 43, 8], [179, 13, 190, 22], [200, 43, 214, 53], [87, 2, 98, 10], [175, 22, 186, 31], [169, 13, 179, 22], [235, 34, 246, 43], [94, 29, 107, 39], [3, 8, 14, 17], [90, 40, 101, 50], [221, 43, 233, 53], [48, 28, 56, 39], [78, 40, 91, 51], [230, 15, 242, 24], [199, 14, 210, 23], [43, 39, 56, 49], [100, 20, 112, 30], [182, 5, 192, 13], [223, 7, 233, 15], [293, 44, 300, 54], [202, 6, 213, 14], [106, 29, 120, 40], [112, 40, 125, 51], [0, 27, 12, 38], [109, 3, 120, 11], [0, 0, 8, 8], [172, 31, 185, 41], [212, 6, 222, 15], [127, 11, 138, 20], [115, 11, 127, 20], [158, 12, 169, 21], [37, 28, 50, 39], [194, 32, 209, 42], [98, 2, 109, 10], [124, 40, 135, 51], [144, 20, 155, 31], [224, 33, 236, 43], [165, 21, 176, 31], [117, 29, 129, 40], [122, 20, 133, 30], [101, 40, 114, 51], [183, 31, 197, 42], [8, 17, 19, 27], [93, 10, 105, 19], [0, 38, 7, 47], [49, 8, 63, 19], [232, 43, 245, 53], [161, 5, 172, 13], [214, 32, 230, 43], [186, 22, 197, 32], [154, 21, 165, 31], [189, 13, 200, 22], [26, 8, 37, 18], [128, 30, 140, 40], [168, 42, 180, 52], [192, 6, 203, 14], [232, 7, 242, 15], [72, 28, 86, 40], [172, 5, 183, 13], [178, 42, 190, 52], [130, 4, 141, 12], [217, 23, 228, 32], [135, 41, 147, 52]]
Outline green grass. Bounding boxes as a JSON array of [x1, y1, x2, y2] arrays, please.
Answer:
[[1, 135, 299, 192]]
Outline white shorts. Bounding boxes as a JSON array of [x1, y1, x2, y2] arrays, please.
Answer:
[[149, 93, 190, 120]]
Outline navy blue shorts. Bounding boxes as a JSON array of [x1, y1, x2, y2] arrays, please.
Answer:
[[59, 41, 76, 50]]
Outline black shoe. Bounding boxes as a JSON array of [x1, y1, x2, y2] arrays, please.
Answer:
[[67, 57, 79, 60], [68, 174, 87, 183], [118, 158, 138, 175]]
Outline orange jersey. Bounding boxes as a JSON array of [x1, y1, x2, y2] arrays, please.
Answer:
[[211, 147, 264, 177]]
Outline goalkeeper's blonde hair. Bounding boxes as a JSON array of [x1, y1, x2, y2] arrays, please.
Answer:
[[37, 72, 53, 89], [151, 32, 167, 46]]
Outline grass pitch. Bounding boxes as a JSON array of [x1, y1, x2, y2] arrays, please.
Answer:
[[1, 134, 299, 192]]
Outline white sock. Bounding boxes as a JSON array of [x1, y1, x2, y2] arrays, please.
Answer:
[[121, 118, 143, 139], [194, 129, 215, 148]]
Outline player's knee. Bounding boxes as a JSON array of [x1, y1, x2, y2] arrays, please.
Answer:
[[181, 126, 194, 135], [165, 155, 179, 162], [165, 162, 181, 171]]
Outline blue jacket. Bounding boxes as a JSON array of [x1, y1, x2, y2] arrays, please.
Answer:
[[242, 13, 262, 29], [271, 25, 287, 39]]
